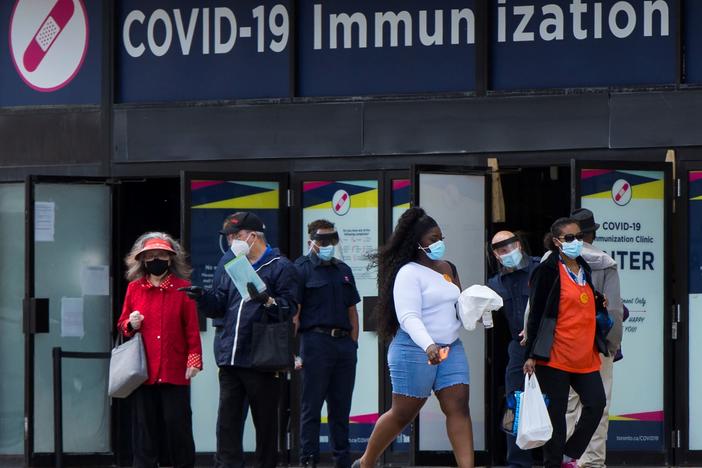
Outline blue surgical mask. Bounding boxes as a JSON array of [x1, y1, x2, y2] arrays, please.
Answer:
[[561, 239, 583, 259], [317, 245, 334, 261], [419, 240, 446, 261], [499, 249, 523, 269]]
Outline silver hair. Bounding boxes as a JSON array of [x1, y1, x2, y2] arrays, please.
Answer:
[[124, 232, 192, 281]]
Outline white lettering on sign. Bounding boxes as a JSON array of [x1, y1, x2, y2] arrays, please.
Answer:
[[496, 0, 670, 43], [122, 4, 289, 57], [314, 4, 475, 50]]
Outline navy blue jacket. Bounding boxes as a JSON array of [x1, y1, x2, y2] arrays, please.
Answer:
[[196, 247, 299, 368], [487, 257, 540, 341], [294, 254, 360, 331]]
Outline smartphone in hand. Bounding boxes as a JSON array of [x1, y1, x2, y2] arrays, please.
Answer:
[[428, 346, 450, 364]]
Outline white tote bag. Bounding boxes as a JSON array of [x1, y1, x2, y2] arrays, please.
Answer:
[[516, 373, 553, 449]]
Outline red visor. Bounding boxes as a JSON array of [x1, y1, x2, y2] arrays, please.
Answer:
[[136, 238, 176, 257]]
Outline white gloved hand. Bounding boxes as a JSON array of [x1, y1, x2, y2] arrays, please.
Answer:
[[129, 311, 144, 330], [185, 367, 200, 379]]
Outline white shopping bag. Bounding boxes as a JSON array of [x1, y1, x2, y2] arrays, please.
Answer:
[[516, 373, 553, 449], [457, 285, 503, 330]]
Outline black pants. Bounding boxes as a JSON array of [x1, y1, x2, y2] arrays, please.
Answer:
[[215, 366, 281, 468], [131, 384, 195, 468], [299, 332, 357, 468], [535, 365, 606, 468]]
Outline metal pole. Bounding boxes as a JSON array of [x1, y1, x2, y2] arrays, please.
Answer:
[[52, 347, 63, 468]]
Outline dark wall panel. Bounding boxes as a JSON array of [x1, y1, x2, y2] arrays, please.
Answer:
[[610, 91, 702, 148], [0, 109, 104, 166], [363, 94, 610, 154], [113, 103, 364, 162]]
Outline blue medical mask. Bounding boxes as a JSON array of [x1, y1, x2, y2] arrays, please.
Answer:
[[560, 239, 583, 259], [419, 240, 446, 261], [317, 245, 335, 261], [499, 249, 523, 269]]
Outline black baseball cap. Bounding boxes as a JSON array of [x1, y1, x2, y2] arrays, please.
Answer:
[[570, 208, 600, 233], [220, 212, 266, 235]]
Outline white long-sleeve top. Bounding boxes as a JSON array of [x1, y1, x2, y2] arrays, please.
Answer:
[[393, 262, 461, 351]]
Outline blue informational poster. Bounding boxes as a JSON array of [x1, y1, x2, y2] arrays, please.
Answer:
[[0, 0, 101, 106], [116, 0, 291, 102], [490, 0, 677, 89]]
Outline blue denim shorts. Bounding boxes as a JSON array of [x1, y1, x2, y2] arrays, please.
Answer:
[[387, 330, 470, 398]]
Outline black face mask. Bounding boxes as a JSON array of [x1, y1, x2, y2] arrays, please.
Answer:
[[144, 258, 169, 276]]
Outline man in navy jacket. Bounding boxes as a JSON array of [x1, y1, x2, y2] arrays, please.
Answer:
[[186, 212, 299, 468]]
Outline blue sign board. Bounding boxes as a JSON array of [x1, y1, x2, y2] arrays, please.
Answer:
[[0, 0, 101, 106], [684, 0, 702, 83], [116, 0, 291, 103], [490, 0, 677, 90], [297, 0, 477, 96]]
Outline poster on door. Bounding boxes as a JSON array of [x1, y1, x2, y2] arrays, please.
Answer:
[[189, 180, 280, 290], [580, 169, 665, 451], [687, 172, 702, 449], [301, 180, 379, 451]]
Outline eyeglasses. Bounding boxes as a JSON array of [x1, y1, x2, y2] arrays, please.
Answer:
[[558, 232, 585, 242]]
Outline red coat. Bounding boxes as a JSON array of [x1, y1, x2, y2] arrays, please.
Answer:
[[118, 274, 202, 386]]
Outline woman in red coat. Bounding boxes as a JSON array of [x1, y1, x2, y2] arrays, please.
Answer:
[[117, 232, 203, 468]]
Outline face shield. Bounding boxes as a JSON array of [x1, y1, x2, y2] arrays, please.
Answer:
[[491, 235, 526, 270], [309, 230, 342, 261]]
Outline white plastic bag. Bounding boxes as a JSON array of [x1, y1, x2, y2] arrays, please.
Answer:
[[457, 285, 503, 330], [516, 373, 553, 449]]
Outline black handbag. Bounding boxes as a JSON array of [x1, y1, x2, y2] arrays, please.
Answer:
[[251, 304, 294, 371]]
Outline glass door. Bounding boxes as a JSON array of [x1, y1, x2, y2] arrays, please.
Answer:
[[0, 183, 25, 458], [411, 165, 490, 466], [26, 177, 113, 465], [180, 172, 289, 459], [572, 161, 672, 465]]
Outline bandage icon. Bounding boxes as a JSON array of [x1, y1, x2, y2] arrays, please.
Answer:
[[614, 182, 630, 202], [23, 0, 75, 72]]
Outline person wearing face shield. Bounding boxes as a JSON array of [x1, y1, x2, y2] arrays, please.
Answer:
[[523, 218, 607, 468], [487, 231, 540, 468], [293, 220, 361, 468], [180, 211, 299, 468], [116, 233, 202, 468]]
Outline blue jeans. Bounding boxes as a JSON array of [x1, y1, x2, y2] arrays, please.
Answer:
[[506, 340, 532, 468], [299, 331, 358, 467]]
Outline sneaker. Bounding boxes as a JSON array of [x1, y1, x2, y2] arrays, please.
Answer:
[[561, 461, 578, 468], [351, 460, 362, 468]]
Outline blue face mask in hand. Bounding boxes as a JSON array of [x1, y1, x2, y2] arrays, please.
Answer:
[[560, 239, 583, 259], [317, 245, 334, 261], [419, 240, 446, 261], [499, 249, 523, 269]]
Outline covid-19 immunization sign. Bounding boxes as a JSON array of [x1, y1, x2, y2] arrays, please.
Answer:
[[580, 169, 665, 451]]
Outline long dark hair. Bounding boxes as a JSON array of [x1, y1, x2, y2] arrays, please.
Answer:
[[371, 207, 437, 341], [543, 217, 580, 252]]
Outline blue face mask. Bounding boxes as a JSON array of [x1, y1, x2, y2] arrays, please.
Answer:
[[561, 239, 583, 259], [419, 240, 446, 261], [499, 249, 523, 269], [316, 245, 335, 261]]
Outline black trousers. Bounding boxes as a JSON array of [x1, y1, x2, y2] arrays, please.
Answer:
[[131, 384, 195, 468], [535, 365, 606, 468], [215, 366, 281, 468]]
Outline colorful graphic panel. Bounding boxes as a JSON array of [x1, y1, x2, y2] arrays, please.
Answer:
[[581, 169, 665, 451], [391, 179, 411, 231], [301, 180, 379, 452]]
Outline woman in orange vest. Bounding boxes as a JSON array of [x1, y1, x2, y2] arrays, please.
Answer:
[[523, 218, 607, 468]]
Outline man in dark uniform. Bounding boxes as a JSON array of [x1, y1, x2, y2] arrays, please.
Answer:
[[294, 219, 360, 468], [487, 231, 540, 468]]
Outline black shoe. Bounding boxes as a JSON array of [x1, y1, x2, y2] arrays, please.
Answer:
[[300, 457, 317, 468]]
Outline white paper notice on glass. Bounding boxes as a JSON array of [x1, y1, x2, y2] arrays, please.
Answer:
[[224, 255, 267, 301], [81, 265, 110, 296], [35, 201, 55, 242], [61, 297, 84, 338]]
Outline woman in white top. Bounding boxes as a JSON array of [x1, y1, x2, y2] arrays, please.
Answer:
[[353, 207, 474, 468]]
